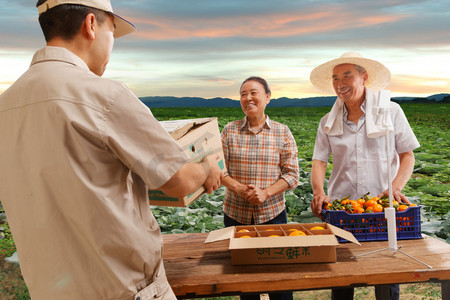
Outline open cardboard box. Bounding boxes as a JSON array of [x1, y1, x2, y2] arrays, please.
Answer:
[[205, 222, 360, 265], [149, 117, 226, 207]]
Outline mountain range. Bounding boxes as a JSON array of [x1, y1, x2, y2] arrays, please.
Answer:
[[140, 93, 450, 108]]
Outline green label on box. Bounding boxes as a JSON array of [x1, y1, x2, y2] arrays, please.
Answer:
[[148, 190, 178, 202], [218, 159, 224, 170], [256, 247, 311, 260]]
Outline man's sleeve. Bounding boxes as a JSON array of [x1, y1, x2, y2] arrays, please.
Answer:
[[312, 115, 332, 162], [102, 87, 189, 190], [392, 103, 420, 154]]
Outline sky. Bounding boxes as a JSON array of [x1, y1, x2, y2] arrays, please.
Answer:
[[1, 0, 449, 100]]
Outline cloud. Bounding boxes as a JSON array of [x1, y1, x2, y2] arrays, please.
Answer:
[[126, 3, 410, 41], [0, 0, 449, 98], [390, 75, 450, 96]]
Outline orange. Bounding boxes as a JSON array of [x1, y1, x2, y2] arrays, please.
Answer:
[[323, 203, 332, 210], [357, 199, 366, 206], [310, 226, 325, 230], [409, 203, 417, 207], [365, 199, 377, 207], [240, 235, 251, 238], [354, 207, 365, 214], [350, 200, 358, 207], [268, 235, 280, 237], [238, 229, 249, 232], [398, 205, 408, 212], [372, 204, 383, 213], [341, 199, 350, 205], [289, 230, 306, 236]]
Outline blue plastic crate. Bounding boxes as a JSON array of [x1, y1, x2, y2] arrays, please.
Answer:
[[322, 206, 422, 242]]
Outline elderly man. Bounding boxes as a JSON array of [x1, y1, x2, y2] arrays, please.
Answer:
[[0, 1, 222, 299], [309, 52, 420, 300]]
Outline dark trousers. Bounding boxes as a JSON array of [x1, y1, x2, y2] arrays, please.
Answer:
[[331, 284, 400, 300], [224, 210, 293, 300]]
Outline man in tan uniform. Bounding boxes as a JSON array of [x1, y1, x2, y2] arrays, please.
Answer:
[[0, 1, 222, 299]]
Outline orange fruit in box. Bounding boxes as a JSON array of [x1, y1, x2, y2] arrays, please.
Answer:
[[310, 226, 325, 230], [238, 229, 249, 232], [268, 235, 280, 237], [289, 230, 306, 236], [240, 235, 252, 238]]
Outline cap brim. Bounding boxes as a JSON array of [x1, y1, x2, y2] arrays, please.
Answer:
[[112, 13, 135, 38]]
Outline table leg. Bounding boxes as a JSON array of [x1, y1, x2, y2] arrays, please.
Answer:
[[374, 284, 390, 299], [442, 280, 449, 300]]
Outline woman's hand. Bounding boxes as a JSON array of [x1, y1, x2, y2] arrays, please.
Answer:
[[245, 184, 269, 205]]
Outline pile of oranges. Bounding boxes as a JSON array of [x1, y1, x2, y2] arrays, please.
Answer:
[[237, 227, 325, 238], [323, 193, 417, 214]]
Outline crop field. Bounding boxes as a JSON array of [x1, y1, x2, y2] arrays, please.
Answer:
[[150, 103, 449, 240], [0, 103, 448, 299]]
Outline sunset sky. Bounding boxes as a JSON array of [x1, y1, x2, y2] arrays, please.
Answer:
[[1, 0, 449, 100]]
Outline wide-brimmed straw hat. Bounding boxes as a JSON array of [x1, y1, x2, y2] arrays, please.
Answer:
[[37, 0, 135, 38], [310, 52, 391, 94]]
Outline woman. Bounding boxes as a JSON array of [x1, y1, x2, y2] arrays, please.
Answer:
[[221, 76, 299, 300]]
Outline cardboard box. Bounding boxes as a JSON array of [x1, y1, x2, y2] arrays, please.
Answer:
[[149, 117, 226, 207], [205, 223, 360, 265]]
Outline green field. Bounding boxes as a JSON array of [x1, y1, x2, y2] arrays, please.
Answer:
[[149, 104, 450, 240], [0, 103, 448, 299]]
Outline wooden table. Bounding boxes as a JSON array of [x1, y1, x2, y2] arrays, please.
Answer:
[[162, 233, 450, 299]]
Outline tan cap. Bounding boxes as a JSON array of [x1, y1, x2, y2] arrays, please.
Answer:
[[310, 52, 391, 94], [37, 0, 135, 38]]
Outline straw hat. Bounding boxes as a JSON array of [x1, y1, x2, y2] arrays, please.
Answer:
[[37, 0, 135, 38], [310, 52, 391, 94]]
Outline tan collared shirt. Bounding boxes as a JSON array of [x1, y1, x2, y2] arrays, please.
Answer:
[[0, 47, 188, 299]]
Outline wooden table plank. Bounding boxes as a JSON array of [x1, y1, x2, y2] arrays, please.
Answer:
[[162, 233, 450, 298]]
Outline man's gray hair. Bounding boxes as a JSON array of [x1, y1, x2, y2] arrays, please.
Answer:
[[355, 65, 367, 75]]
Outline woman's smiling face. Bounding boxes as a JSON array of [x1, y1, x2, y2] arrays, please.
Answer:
[[239, 80, 271, 118]]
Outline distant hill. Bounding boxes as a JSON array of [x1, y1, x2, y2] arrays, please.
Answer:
[[140, 93, 449, 108], [392, 93, 450, 104]]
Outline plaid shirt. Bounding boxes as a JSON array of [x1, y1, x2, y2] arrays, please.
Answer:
[[221, 116, 299, 224]]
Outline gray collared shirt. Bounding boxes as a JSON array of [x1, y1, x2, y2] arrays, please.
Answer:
[[313, 100, 420, 200]]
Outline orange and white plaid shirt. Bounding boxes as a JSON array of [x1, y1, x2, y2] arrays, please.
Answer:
[[221, 116, 299, 224]]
